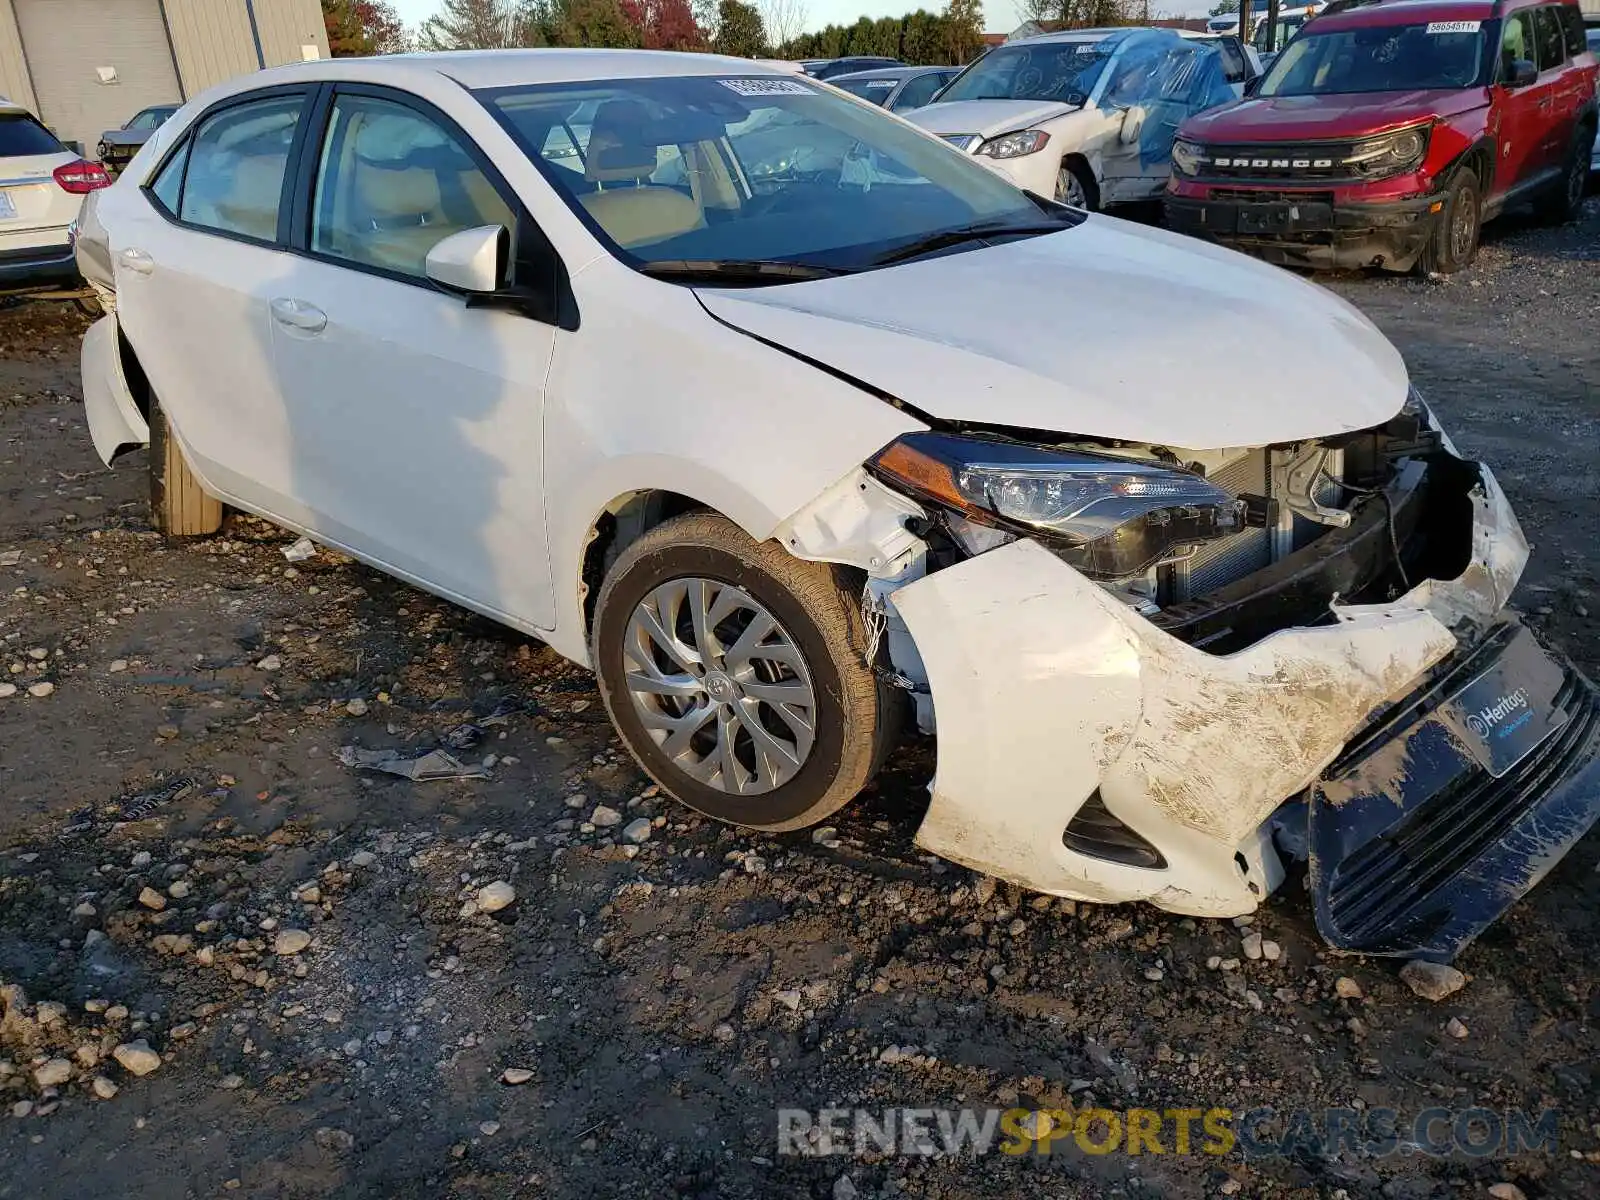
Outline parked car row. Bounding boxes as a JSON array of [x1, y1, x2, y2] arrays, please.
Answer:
[[72, 45, 1600, 961]]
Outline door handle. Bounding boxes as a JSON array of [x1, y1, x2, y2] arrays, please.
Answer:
[[118, 247, 154, 275], [269, 297, 327, 334]]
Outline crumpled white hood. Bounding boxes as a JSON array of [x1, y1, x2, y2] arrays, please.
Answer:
[[696, 214, 1410, 451], [907, 98, 1079, 140]]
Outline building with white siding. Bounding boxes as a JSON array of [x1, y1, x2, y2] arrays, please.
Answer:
[[0, 0, 329, 155]]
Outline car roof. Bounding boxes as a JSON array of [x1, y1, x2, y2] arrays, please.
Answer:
[[257, 48, 810, 92], [828, 65, 950, 83], [1312, 0, 1498, 28]]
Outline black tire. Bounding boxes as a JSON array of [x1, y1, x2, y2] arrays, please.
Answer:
[[148, 397, 223, 539], [1534, 122, 1594, 225], [1055, 159, 1099, 211], [592, 512, 898, 832], [1415, 168, 1481, 276]]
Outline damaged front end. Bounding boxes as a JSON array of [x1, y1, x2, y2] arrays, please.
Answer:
[[789, 396, 1600, 962]]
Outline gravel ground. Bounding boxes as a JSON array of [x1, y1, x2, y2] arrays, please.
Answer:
[[1, 198, 1598, 1200]]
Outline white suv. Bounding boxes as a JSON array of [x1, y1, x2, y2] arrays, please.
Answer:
[[0, 98, 109, 299]]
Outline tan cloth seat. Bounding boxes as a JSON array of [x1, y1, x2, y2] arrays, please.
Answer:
[[578, 100, 702, 249], [213, 154, 285, 241]]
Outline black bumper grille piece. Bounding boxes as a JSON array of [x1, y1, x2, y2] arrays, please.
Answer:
[[1310, 622, 1600, 960]]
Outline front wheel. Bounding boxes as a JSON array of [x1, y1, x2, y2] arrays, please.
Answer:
[[1415, 169, 1480, 276], [591, 512, 898, 831], [1055, 160, 1098, 211]]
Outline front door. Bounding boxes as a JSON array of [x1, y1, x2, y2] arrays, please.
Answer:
[[1492, 9, 1560, 196], [266, 88, 559, 629]]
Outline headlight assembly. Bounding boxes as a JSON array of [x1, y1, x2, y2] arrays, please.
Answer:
[[870, 432, 1248, 579], [978, 129, 1050, 159], [1170, 139, 1205, 176], [1343, 124, 1430, 178]]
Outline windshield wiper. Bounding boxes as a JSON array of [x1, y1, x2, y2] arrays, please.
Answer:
[[639, 259, 850, 284], [870, 219, 1076, 267]]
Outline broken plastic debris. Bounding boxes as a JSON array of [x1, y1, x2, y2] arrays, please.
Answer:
[[0, 549, 20, 566], [337, 745, 487, 781], [444, 722, 486, 752], [282, 537, 317, 563]]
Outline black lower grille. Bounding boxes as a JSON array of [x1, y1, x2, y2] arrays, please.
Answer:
[[1064, 791, 1166, 870], [1323, 669, 1600, 945]]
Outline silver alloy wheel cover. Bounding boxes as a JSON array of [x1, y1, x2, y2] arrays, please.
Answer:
[[1057, 165, 1087, 209], [623, 577, 817, 795]]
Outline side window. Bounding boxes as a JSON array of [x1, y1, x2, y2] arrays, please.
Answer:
[[312, 93, 516, 279], [178, 94, 305, 242], [1533, 6, 1566, 69], [1554, 5, 1584, 57], [890, 74, 944, 112], [148, 137, 189, 215], [1500, 11, 1536, 75]]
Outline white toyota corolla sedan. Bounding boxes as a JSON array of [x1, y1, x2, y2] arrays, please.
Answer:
[[78, 49, 1600, 962]]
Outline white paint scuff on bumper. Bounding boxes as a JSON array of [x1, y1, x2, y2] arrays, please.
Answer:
[[888, 465, 1528, 918]]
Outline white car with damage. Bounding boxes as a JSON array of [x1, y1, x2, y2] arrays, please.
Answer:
[[78, 49, 1600, 962], [905, 27, 1252, 209]]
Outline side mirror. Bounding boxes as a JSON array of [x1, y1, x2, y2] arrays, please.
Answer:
[[1505, 58, 1538, 88], [1119, 105, 1147, 145], [425, 225, 506, 294]]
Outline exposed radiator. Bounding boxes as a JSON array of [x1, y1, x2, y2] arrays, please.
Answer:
[[1171, 450, 1273, 601]]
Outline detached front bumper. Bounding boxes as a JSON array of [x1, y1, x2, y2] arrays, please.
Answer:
[[1164, 190, 1441, 272], [889, 461, 1600, 957]]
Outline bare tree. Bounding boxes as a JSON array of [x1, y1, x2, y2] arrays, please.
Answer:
[[757, 0, 807, 53]]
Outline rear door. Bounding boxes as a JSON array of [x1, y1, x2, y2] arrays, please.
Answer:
[[0, 112, 77, 251], [113, 86, 317, 510]]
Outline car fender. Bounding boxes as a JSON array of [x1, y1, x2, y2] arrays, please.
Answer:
[[538, 263, 924, 664], [81, 315, 148, 466]]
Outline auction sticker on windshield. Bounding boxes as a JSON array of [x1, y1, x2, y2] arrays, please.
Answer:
[[719, 78, 814, 96], [1425, 21, 1480, 33]]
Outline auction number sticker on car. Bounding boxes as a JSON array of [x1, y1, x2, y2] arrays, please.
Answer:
[[1425, 21, 1480, 33], [719, 77, 814, 96]]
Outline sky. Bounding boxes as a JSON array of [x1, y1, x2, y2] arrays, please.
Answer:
[[390, 0, 1214, 39]]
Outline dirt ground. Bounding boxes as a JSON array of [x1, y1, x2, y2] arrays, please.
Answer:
[[2, 198, 1598, 1200]]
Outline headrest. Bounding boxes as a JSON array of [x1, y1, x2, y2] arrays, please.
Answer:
[[356, 163, 441, 218], [585, 100, 660, 183]]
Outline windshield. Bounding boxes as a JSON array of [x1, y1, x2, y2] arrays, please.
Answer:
[[937, 41, 1114, 103], [482, 75, 1060, 273], [1260, 21, 1487, 95]]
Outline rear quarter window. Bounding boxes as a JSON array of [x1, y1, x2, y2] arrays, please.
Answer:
[[0, 112, 65, 157]]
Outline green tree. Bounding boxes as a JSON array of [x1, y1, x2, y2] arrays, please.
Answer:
[[562, 0, 644, 46], [712, 0, 767, 56], [418, 0, 546, 50], [940, 0, 982, 63], [900, 8, 943, 63], [323, 0, 406, 55]]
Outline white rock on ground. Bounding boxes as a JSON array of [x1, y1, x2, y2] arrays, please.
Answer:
[[137, 887, 166, 911], [113, 1040, 161, 1076], [91, 1077, 118, 1099], [0, 683, 15, 698], [33, 1059, 72, 1088], [501, 1067, 535, 1085], [1399, 960, 1467, 1001], [26, 682, 53, 698], [477, 881, 516, 912], [591, 805, 622, 827], [273, 929, 312, 956], [621, 818, 652, 845], [1335, 977, 1364, 1000]]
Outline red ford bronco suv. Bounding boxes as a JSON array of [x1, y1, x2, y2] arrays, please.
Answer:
[[1164, 0, 1598, 273]]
